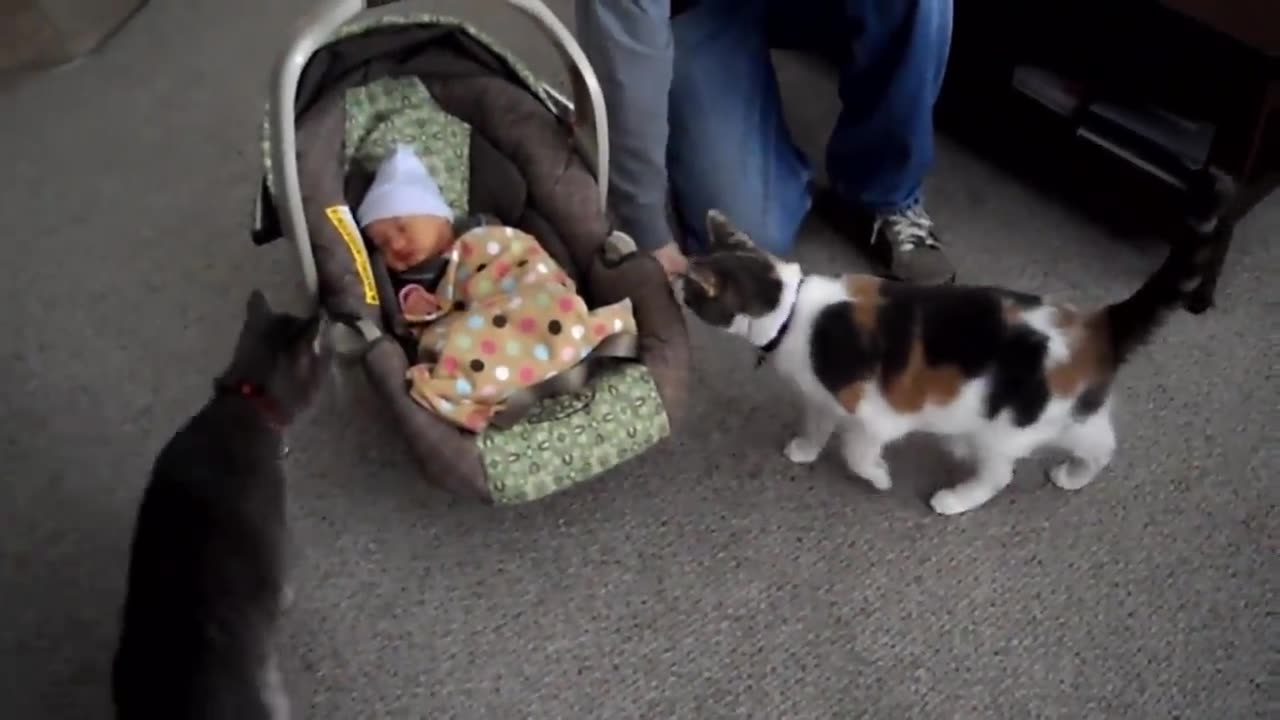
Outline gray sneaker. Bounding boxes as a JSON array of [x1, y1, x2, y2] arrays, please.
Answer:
[[870, 206, 956, 285], [813, 188, 956, 285]]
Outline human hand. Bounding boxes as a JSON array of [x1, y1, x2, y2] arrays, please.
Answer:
[[399, 284, 442, 319], [652, 241, 688, 278]]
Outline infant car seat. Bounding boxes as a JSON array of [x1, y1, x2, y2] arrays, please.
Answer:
[[249, 0, 691, 504]]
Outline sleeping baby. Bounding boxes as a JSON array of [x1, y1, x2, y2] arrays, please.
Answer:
[[356, 144, 638, 433]]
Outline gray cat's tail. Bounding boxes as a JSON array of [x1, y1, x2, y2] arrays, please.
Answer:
[[1099, 240, 1212, 368]]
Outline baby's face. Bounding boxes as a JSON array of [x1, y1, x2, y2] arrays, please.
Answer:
[[364, 215, 455, 272]]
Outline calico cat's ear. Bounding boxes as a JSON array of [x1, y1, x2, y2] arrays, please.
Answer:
[[682, 261, 719, 297], [246, 289, 273, 325], [705, 209, 756, 252]]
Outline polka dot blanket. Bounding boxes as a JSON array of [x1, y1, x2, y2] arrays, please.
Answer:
[[406, 225, 638, 432]]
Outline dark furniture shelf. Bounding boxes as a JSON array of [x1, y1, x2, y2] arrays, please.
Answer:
[[938, 0, 1278, 311]]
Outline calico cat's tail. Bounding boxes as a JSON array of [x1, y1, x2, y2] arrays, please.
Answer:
[[1099, 239, 1212, 367]]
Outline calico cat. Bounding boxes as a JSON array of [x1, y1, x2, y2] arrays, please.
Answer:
[[111, 290, 329, 719], [680, 209, 1207, 516]]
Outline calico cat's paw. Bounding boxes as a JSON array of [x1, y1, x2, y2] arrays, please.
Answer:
[[1047, 460, 1095, 491], [784, 437, 822, 464], [853, 459, 893, 491], [929, 488, 972, 515], [930, 485, 995, 515]]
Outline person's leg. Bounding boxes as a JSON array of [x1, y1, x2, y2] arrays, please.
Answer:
[[667, 0, 812, 255], [820, 0, 957, 284]]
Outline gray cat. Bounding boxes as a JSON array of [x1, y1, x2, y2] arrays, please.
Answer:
[[111, 290, 329, 720]]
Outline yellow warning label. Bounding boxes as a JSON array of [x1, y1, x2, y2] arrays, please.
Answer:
[[324, 205, 380, 306]]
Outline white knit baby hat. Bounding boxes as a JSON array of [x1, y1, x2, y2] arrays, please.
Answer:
[[356, 144, 454, 227]]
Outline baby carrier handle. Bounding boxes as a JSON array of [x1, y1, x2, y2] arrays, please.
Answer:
[[501, 0, 610, 197], [268, 0, 610, 302]]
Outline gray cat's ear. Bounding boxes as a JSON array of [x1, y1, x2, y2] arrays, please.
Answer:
[[246, 289, 272, 324], [705, 209, 755, 252], [299, 313, 324, 352], [288, 313, 328, 374]]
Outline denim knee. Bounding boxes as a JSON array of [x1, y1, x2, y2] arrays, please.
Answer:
[[666, 0, 811, 256], [674, 188, 811, 256], [826, 0, 953, 212]]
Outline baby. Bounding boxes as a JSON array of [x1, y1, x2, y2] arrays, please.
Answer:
[[356, 144, 638, 433]]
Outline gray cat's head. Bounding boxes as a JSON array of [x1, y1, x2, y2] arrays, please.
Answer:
[[679, 210, 785, 338], [217, 290, 330, 424]]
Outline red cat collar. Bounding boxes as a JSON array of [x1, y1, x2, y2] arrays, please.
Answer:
[[221, 381, 285, 427]]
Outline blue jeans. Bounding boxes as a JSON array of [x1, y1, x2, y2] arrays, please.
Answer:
[[667, 0, 953, 254]]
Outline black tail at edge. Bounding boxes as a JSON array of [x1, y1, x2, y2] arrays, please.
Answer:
[[1103, 239, 1212, 367]]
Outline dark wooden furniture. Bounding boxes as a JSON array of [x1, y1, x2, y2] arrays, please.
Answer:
[[938, 0, 1278, 311]]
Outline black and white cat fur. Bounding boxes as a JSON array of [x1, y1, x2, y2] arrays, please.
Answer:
[[111, 290, 329, 719], [680, 210, 1207, 515]]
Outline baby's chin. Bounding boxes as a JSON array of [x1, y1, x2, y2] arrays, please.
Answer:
[[386, 257, 415, 272], [390, 250, 433, 272]]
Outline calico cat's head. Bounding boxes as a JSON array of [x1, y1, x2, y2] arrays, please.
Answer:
[[679, 210, 788, 339], [217, 290, 330, 424]]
